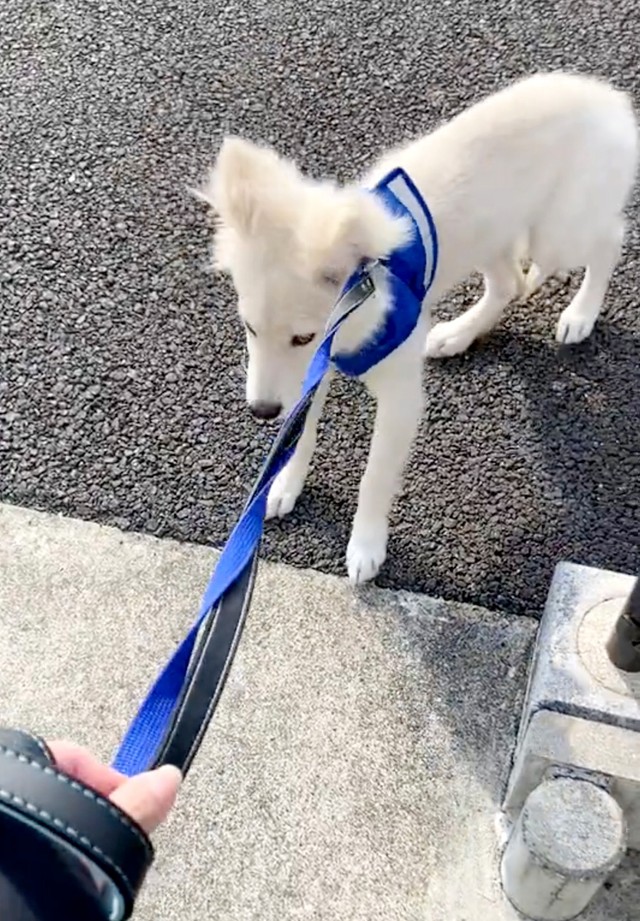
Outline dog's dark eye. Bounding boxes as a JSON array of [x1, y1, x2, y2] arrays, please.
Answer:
[[245, 321, 257, 337], [320, 271, 341, 287], [291, 333, 316, 348]]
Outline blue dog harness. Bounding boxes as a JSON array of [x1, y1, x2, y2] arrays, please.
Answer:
[[333, 168, 438, 377], [113, 168, 438, 777]]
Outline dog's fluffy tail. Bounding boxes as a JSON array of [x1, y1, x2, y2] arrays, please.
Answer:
[[511, 234, 530, 300], [511, 234, 566, 301]]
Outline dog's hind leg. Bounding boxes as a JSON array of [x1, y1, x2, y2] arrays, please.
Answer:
[[266, 374, 331, 519], [424, 252, 520, 358], [556, 219, 624, 344], [346, 345, 424, 585]]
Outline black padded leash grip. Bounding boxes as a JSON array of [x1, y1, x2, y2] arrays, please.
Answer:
[[151, 551, 259, 776], [0, 729, 152, 920]]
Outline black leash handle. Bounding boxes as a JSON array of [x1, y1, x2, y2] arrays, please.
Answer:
[[0, 728, 151, 920]]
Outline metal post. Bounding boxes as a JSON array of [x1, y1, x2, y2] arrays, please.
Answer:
[[606, 574, 640, 672]]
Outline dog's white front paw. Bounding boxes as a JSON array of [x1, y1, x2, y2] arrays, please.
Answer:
[[266, 469, 304, 519], [424, 320, 477, 358], [346, 523, 388, 585], [556, 307, 597, 345]]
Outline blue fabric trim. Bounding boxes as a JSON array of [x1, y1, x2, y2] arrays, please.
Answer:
[[332, 168, 438, 378]]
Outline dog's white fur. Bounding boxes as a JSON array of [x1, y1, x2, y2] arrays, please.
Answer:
[[197, 73, 637, 584]]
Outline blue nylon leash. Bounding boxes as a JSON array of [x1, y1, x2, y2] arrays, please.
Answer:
[[112, 169, 438, 778]]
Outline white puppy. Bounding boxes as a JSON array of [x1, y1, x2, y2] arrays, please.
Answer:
[[196, 73, 637, 584]]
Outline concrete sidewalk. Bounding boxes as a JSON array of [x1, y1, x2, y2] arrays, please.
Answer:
[[0, 503, 637, 920]]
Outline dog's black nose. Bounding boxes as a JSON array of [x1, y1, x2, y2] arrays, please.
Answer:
[[249, 400, 282, 420]]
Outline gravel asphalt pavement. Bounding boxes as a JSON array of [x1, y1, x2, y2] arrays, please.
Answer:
[[1, 0, 638, 616]]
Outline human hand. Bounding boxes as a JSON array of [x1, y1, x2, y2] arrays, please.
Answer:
[[48, 741, 182, 834]]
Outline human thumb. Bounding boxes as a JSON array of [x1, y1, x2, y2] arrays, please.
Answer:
[[109, 764, 182, 834]]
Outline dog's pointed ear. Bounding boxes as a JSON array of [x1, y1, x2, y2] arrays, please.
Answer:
[[195, 137, 288, 235]]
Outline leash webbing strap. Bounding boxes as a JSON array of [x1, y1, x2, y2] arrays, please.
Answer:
[[112, 274, 376, 777]]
